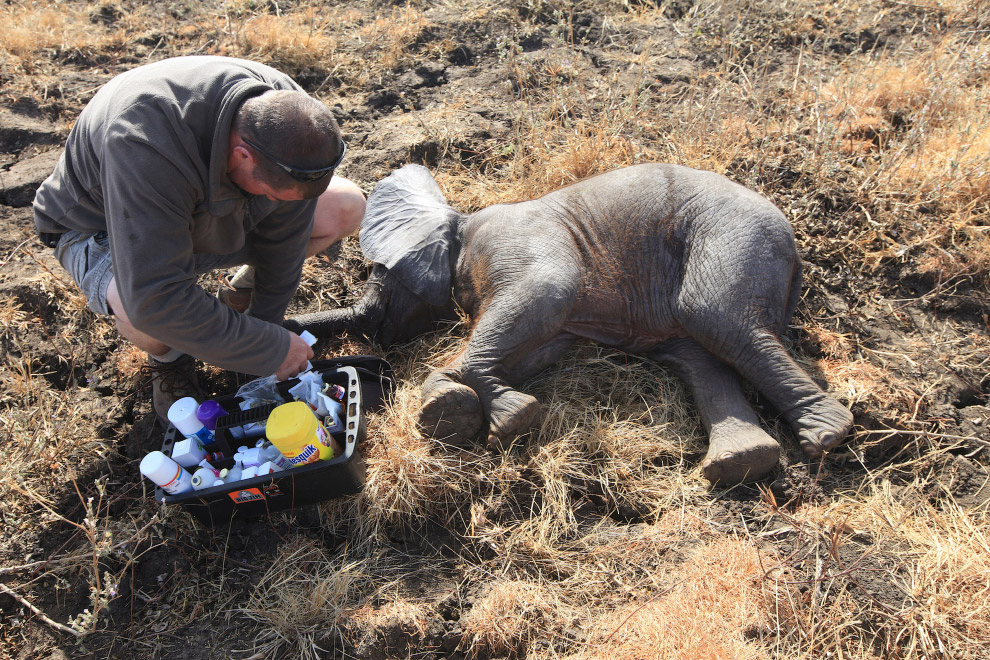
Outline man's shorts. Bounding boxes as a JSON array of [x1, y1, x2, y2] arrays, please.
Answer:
[[53, 230, 252, 316]]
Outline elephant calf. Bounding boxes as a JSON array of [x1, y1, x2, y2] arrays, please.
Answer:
[[287, 163, 854, 484]]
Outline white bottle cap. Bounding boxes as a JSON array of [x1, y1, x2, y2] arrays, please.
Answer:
[[139, 451, 193, 495], [191, 468, 218, 491], [167, 397, 205, 437]]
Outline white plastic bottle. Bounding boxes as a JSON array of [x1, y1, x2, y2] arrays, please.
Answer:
[[255, 439, 292, 470], [238, 446, 263, 468], [223, 457, 244, 483], [190, 471, 210, 491], [191, 466, 223, 491], [167, 397, 215, 446], [140, 451, 193, 495]]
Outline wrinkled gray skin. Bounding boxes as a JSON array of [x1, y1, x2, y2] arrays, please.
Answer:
[[286, 163, 854, 484]]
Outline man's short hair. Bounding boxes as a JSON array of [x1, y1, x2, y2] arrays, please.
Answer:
[[234, 89, 343, 198]]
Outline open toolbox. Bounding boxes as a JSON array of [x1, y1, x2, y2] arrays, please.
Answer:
[[155, 356, 393, 525]]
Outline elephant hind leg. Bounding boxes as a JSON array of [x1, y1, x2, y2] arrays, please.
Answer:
[[691, 324, 853, 458], [650, 338, 780, 485], [783, 388, 854, 458], [676, 237, 852, 458]]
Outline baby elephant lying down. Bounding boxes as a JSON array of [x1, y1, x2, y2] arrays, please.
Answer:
[[287, 163, 854, 484]]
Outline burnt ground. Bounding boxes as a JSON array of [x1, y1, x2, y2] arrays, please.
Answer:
[[1, 1, 988, 659]]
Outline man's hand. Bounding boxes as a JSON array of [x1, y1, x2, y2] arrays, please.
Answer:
[[275, 332, 315, 380]]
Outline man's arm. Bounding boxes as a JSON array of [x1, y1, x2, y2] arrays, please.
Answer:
[[100, 134, 291, 376], [243, 197, 316, 323]]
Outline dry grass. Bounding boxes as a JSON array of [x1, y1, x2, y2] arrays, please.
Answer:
[[1, 1, 988, 660], [571, 538, 779, 660], [239, 538, 376, 660], [751, 478, 990, 659]]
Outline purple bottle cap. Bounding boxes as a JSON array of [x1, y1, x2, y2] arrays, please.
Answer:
[[196, 400, 227, 431]]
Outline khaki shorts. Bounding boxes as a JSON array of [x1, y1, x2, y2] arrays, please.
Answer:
[[53, 230, 252, 316]]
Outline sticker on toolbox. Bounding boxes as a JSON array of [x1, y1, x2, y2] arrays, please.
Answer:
[[263, 483, 285, 498], [230, 488, 265, 504]]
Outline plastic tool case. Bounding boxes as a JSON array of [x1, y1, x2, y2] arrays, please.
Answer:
[[156, 356, 394, 525]]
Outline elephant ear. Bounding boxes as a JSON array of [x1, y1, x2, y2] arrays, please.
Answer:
[[359, 164, 457, 307]]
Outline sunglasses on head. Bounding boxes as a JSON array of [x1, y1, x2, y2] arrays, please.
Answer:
[[242, 136, 347, 183]]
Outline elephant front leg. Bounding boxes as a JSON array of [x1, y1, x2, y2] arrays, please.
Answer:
[[419, 333, 576, 449], [419, 276, 580, 448], [418, 365, 484, 447], [419, 364, 541, 450], [419, 372, 541, 450]]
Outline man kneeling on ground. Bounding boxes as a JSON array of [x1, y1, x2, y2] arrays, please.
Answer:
[[33, 55, 365, 421]]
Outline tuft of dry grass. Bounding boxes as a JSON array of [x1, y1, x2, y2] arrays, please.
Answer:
[[570, 538, 779, 660], [460, 579, 569, 658], [239, 539, 375, 660]]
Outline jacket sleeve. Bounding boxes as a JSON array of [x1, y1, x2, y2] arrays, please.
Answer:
[[100, 131, 291, 377], [245, 198, 316, 324]]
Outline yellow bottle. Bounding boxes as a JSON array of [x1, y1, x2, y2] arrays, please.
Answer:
[[266, 401, 338, 466]]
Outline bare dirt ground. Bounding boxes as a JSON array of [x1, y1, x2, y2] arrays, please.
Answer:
[[1, 1, 988, 659]]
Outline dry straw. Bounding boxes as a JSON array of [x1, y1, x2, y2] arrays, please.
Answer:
[[1, 2, 988, 660]]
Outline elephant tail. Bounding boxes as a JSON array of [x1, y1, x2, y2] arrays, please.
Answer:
[[781, 257, 803, 336]]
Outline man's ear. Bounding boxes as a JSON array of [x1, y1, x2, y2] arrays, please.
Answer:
[[228, 133, 259, 171]]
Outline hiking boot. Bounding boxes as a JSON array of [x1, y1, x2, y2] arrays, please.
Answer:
[[145, 354, 203, 424], [218, 286, 253, 313]]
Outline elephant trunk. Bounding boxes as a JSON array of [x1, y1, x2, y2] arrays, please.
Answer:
[[283, 268, 388, 339]]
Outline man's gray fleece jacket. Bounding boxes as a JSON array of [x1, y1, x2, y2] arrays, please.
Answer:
[[33, 56, 319, 377]]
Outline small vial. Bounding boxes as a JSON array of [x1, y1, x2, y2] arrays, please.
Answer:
[[324, 383, 346, 403]]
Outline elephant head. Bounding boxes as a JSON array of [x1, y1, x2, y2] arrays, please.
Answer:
[[284, 165, 462, 346]]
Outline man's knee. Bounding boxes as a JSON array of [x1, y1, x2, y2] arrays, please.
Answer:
[[107, 276, 170, 355], [314, 176, 365, 243]]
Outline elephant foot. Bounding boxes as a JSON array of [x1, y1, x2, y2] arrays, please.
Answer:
[[418, 374, 483, 447], [786, 396, 854, 459], [486, 389, 542, 452], [701, 420, 781, 485]]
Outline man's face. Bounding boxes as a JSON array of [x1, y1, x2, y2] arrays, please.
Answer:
[[227, 133, 306, 202], [229, 166, 305, 202]]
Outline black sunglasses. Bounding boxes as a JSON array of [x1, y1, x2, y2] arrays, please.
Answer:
[[242, 136, 347, 183]]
